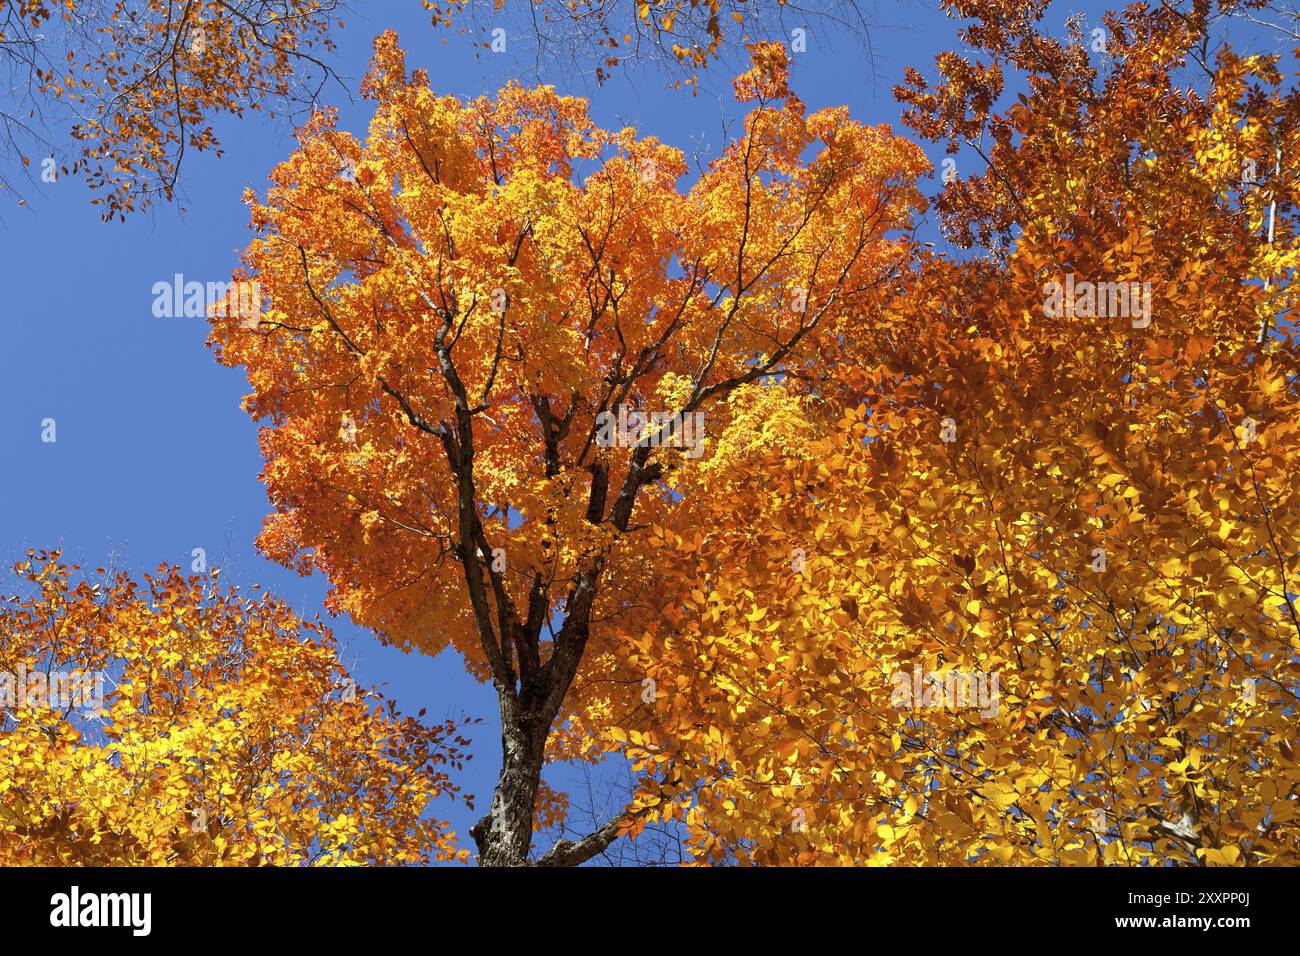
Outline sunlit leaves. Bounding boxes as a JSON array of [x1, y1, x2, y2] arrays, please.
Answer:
[[0, 552, 472, 865]]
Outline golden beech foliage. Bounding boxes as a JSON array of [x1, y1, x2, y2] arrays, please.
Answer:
[[0, 552, 472, 865], [5, 0, 339, 218], [204, 5, 1300, 866], [625, 0, 1300, 864]]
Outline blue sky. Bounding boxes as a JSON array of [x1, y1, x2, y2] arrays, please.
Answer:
[[0, 0, 1268, 862]]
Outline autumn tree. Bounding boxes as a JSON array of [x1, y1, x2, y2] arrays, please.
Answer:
[[208, 32, 926, 865], [0, 0, 343, 217], [624, 0, 1300, 864], [0, 551, 472, 865], [881, 0, 1300, 865]]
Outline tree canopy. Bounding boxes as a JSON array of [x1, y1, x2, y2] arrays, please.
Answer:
[[4, 0, 1298, 867]]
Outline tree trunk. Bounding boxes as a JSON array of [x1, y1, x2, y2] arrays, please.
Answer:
[[471, 700, 545, 866]]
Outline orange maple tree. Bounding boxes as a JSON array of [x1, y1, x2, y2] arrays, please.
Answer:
[[209, 31, 927, 865]]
